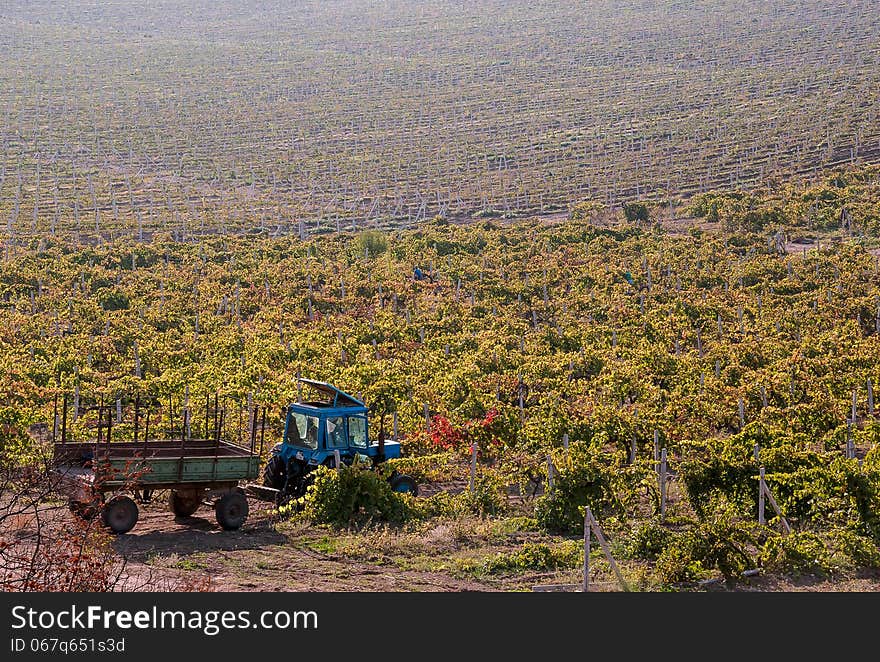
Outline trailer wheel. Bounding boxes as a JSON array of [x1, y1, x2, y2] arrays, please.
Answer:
[[102, 496, 139, 534], [215, 491, 249, 531], [390, 474, 419, 496], [68, 498, 100, 521], [169, 490, 202, 518]]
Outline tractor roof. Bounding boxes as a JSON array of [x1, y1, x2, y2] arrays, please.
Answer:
[[296, 378, 365, 408]]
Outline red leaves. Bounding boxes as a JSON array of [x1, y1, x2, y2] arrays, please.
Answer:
[[429, 415, 463, 450], [428, 408, 503, 452]]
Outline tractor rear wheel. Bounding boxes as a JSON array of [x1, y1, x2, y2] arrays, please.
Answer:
[[262, 455, 285, 489], [102, 496, 139, 534], [215, 491, 249, 531], [390, 473, 419, 496], [169, 490, 203, 518]]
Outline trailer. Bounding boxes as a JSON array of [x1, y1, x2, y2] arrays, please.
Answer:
[[51, 394, 263, 534]]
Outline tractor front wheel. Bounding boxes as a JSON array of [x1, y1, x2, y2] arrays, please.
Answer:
[[102, 496, 139, 534], [215, 491, 249, 531], [390, 473, 419, 496], [169, 489, 203, 518]]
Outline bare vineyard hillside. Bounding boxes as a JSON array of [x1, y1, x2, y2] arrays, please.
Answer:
[[0, 0, 878, 238]]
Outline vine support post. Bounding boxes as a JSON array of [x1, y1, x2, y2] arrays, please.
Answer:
[[758, 467, 766, 526], [583, 508, 591, 593], [469, 442, 478, 493], [659, 448, 667, 519]]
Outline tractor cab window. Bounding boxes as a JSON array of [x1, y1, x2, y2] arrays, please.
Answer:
[[347, 416, 367, 448], [287, 412, 320, 450], [327, 416, 347, 448]]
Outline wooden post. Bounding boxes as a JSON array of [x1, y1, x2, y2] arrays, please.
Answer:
[[518, 377, 525, 422], [469, 442, 478, 492], [583, 508, 591, 593], [546, 455, 554, 489], [761, 480, 792, 534], [758, 467, 766, 525], [52, 394, 58, 443], [586, 509, 629, 591], [563, 432, 569, 450], [333, 449, 342, 472], [259, 407, 266, 455], [659, 448, 667, 519]]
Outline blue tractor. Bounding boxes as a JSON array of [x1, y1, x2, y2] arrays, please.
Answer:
[[260, 379, 418, 502]]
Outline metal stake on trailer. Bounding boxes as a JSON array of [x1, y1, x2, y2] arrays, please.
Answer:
[[134, 395, 140, 443], [259, 407, 266, 456], [250, 406, 258, 450], [52, 394, 58, 444]]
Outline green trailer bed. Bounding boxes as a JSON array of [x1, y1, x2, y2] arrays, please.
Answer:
[[52, 439, 261, 534]]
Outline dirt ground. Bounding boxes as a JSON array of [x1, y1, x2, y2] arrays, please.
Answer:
[[105, 494, 880, 593], [111, 496, 500, 592]]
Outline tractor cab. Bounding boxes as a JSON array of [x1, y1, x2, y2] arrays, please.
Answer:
[[277, 379, 401, 470], [260, 379, 417, 500]]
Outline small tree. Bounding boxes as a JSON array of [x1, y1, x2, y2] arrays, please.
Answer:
[[622, 202, 650, 224]]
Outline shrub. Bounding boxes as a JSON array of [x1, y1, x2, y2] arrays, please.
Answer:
[[352, 230, 387, 257], [619, 518, 674, 561], [535, 442, 633, 534], [481, 541, 582, 573], [97, 288, 130, 311], [0, 407, 36, 466], [461, 473, 507, 517], [293, 465, 408, 526], [758, 531, 837, 576], [655, 514, 755, 584], [622, 202, 650, 224]]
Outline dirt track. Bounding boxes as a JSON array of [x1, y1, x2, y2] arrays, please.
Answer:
[[111, 497, 498, 592]]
